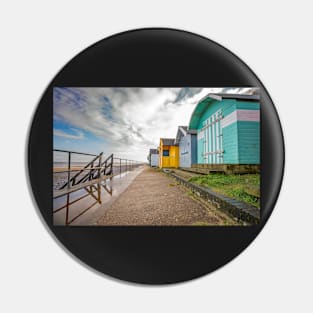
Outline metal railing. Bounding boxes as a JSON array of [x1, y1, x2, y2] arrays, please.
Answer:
[[53, 149, 144, 225], [113, 157, 143, 176]]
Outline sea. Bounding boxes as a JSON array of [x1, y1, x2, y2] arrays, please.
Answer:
[[53, 162, 90, 169]]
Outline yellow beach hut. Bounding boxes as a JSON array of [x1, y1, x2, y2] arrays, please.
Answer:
[[158, 138, 179, 168]]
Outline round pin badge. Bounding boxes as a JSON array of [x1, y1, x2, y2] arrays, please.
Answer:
[[28, 28, 284, 284]]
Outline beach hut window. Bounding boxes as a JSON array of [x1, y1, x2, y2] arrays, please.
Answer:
[[163, 150, 169, 156]]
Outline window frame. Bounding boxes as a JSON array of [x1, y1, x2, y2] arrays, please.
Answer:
[[162, 150, 170, 157]]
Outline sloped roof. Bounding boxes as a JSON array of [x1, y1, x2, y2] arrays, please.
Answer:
[[203, 93, 260, 101], [175, 126, 187, 144], [149, 148, 159, 155], [179, 126, 188, 133], [189, 93, 260, 129], [160, 138, 176, 146], [175, 126, 198, 144]]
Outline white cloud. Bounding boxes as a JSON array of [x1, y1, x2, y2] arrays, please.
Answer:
[[53, 128, 84, 140], [53, 87, 256, 161]]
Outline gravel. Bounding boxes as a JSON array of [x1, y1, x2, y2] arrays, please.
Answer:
[[97, 167, 237, 226]]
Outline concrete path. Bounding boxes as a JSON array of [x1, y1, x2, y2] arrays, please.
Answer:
[[97, 167, 238, 225], [53, 166, 145, 226]]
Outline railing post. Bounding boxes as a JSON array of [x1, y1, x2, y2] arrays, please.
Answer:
[[65, 151, 71, 224], [97, 183, 101, 204], [65, 194, 70, 225], [89, 161, 94, 180], [67, 152, 71, 188], [98, 153, 102, 179], [97, 152, 102, 205], [110, 154, 113, 181]]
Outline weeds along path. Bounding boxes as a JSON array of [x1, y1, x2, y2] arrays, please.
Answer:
[[97, 167, 238, 226]]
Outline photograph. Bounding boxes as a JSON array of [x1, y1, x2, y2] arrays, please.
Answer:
[[53, 87, 260, 226]]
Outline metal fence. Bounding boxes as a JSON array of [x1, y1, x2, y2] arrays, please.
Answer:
[[53, 149, 144, 225]]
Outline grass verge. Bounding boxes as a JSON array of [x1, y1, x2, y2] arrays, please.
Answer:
[[188, 173, 260, 208]]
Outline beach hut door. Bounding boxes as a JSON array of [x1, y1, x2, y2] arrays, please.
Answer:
[[203, 110, 224, 164]]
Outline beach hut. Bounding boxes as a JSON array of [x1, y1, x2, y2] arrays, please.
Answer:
[[175, 126, 197, 168], [147, 148, 159, 167], [189, 93, 260, 165], [158, 138, 179, 168]]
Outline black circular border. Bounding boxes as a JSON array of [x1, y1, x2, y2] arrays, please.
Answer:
[[27, 28, 285, 284]]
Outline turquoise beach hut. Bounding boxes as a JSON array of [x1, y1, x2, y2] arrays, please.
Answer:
[[189, 93, 260, 165]]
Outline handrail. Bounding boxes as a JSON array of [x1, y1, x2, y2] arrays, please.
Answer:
[[53, 149, 145, 225], [60, 152, 104, 189], [53, 149, 98, 156]]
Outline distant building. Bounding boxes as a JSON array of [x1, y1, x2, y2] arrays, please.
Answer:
[[189, 93, 260, 164], [147, 148, 159, 167], [158, 138, 179, 168], [175, 126, 197, 168]]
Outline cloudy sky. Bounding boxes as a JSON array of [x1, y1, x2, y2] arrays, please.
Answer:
[[53, 87, 256, 162]]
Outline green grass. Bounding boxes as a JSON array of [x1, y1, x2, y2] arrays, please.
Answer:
[[188, 173, 260, 208]]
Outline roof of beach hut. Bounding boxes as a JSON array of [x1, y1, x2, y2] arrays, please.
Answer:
[[174, 126, 197, 144], [149, 148, 159, 154], [189, 93, 260, 129], [160, 138, 176, 146]]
